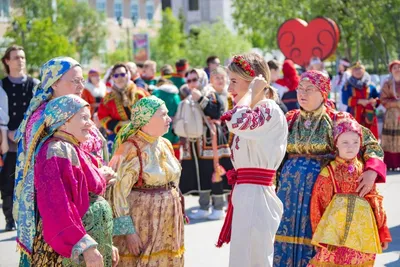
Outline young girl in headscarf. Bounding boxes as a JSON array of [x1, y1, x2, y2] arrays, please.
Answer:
[[309, 119, 391, 266]]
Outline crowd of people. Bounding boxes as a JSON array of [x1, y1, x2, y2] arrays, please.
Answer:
[[0, 43, 397, 267]]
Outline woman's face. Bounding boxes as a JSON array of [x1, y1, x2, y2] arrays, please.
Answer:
[[210, 73, 226, 93], [336, 131, 361, 160], [352, 68, 364, 80], [53, 66, 85, 97], [186, 72, 200, 90], [141, 105, 171, 137], [62, 106, 92, 143], [89, 74, 100, 86], [112, 67, 129, 89], [391, 64, 400, 81], [297, 80, 324, 111], [228, 71, 251, 103]]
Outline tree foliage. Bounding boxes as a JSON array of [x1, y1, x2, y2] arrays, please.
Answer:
[[3, 0, 106, 71], [232, 0, 400, 72]]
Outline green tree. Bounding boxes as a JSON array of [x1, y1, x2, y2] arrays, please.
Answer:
[[4, 16, 76, 71], [232, 0, 400, 72], [5, 0, 106, 68], [151, 8, 185, 68], [186, 20, 252, 67]]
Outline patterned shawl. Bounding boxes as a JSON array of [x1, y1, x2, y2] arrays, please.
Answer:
[[112, 96, 165, 154], [14, 57, 80, 257]]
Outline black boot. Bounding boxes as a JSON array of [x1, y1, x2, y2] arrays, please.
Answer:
[[5, 218, 16, 231]]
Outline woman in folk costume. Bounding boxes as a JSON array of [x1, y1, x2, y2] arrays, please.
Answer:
[[381, 60, 400, 170], [13, 57, 108, 266], [278, 59, 300, 111], [309, 119, 391, 266], [216, 53, 287, 267], [28, 95, 118, 266], [273, 70, 386, 267], [179, 68, 231, 220], [108, 96, 185, 267], [152, 78, 182, 159], [81, 69, 107, 119], [98, 63, 147, 153], [342, 61, 380, 138]]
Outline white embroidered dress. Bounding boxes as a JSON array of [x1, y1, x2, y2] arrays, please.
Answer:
[[225, 98, 287, 267]]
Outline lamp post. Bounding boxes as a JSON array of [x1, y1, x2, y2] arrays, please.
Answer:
[[12, 20, 32, 48], [118, 15, 138, 61]]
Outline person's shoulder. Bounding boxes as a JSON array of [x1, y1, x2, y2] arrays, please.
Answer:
[[45, 138, 79, 166]]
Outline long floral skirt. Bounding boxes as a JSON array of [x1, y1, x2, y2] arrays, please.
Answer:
[[273, 157, 321, 267], [113, 187, 184, 267], [29, 195, 113, 266], [382, 108, 400, 169]]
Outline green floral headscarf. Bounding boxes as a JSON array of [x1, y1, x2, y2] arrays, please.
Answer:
[[113, 96, 165, 154]]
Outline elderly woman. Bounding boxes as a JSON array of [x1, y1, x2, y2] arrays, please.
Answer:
[[28, 95, 117, 266], [13, 57, 108, 266], [108, 96, 185, 266], [273, 70, 386, 267], [178, 68, 231, 220], [381, 60, 400, 170], [98, 63, 147, 153]]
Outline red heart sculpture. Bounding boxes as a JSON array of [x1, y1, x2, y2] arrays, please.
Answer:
[[277, 17, 340, 67]]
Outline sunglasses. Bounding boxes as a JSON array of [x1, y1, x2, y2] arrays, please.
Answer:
[[187, 78, 198, 83], [113, 73, 127, 78]]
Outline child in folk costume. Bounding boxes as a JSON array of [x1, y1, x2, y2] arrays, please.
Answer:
[[217, 53, 287, 267], [309, 119, 391, 266]]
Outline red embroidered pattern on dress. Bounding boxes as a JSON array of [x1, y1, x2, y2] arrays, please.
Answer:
[[232, 104, 272, 130]]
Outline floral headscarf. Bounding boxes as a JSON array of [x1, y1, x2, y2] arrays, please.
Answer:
[[15, 57, 80, 143], [300, 70, 331, 101], [333, 118, 362, 145], [113, 96, 165, 154]]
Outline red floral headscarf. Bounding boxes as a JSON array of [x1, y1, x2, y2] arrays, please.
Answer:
[[300, 70, 331, 101], [333, 119, 362, 145]]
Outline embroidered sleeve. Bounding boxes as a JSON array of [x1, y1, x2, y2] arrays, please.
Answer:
[[380, 81, 399, 109], [71, 234, 98, 264], [310, 167, 334, 234], [98, 99, 125, 134], [108, 142, 139, 235], [365, 188, 392, 243], [360, 127, 386, 183], [113, 216, 136, 236], [221, 101, 287, 140]]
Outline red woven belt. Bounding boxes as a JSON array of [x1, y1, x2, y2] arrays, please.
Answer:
[[216, 168, 276, 247]]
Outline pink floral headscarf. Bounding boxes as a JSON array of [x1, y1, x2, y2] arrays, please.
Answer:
[[300, 70, 331, 101]]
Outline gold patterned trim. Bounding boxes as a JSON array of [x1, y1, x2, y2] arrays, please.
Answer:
[[275, 235, 313, 246], [309, 258, 375, 267], [120, 246, 185, 260]]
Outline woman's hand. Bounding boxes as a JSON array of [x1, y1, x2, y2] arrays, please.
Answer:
[[382, 242, 389, 251], [1, 140, 8, 155], [126, 233, 143, 256], [99, 166, 117, 184], [112, 246, 120, 267], [83, 247, 104, 267], [250, 75, 268, 108], [357, 99, 369, 107], [191, 89, 202, 102], [356, 170, 377, 197]]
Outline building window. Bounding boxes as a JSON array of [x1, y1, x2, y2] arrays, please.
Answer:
[[146, 0, 154, 21], [131, 0, 140, 21], [96, 0, 106, 13], [162, 0, 172, 10], [114, 0, 123, 19], [188, 0, 199, 11], [0, 0, 10, 18]]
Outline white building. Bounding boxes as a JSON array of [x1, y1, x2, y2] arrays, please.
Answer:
[[163, 0, 234, 32]]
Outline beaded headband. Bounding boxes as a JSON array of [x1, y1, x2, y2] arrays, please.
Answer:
[[232, 55, 256, 77]]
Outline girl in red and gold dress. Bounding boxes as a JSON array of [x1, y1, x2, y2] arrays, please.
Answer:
[[309, 119, 391, 266]]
